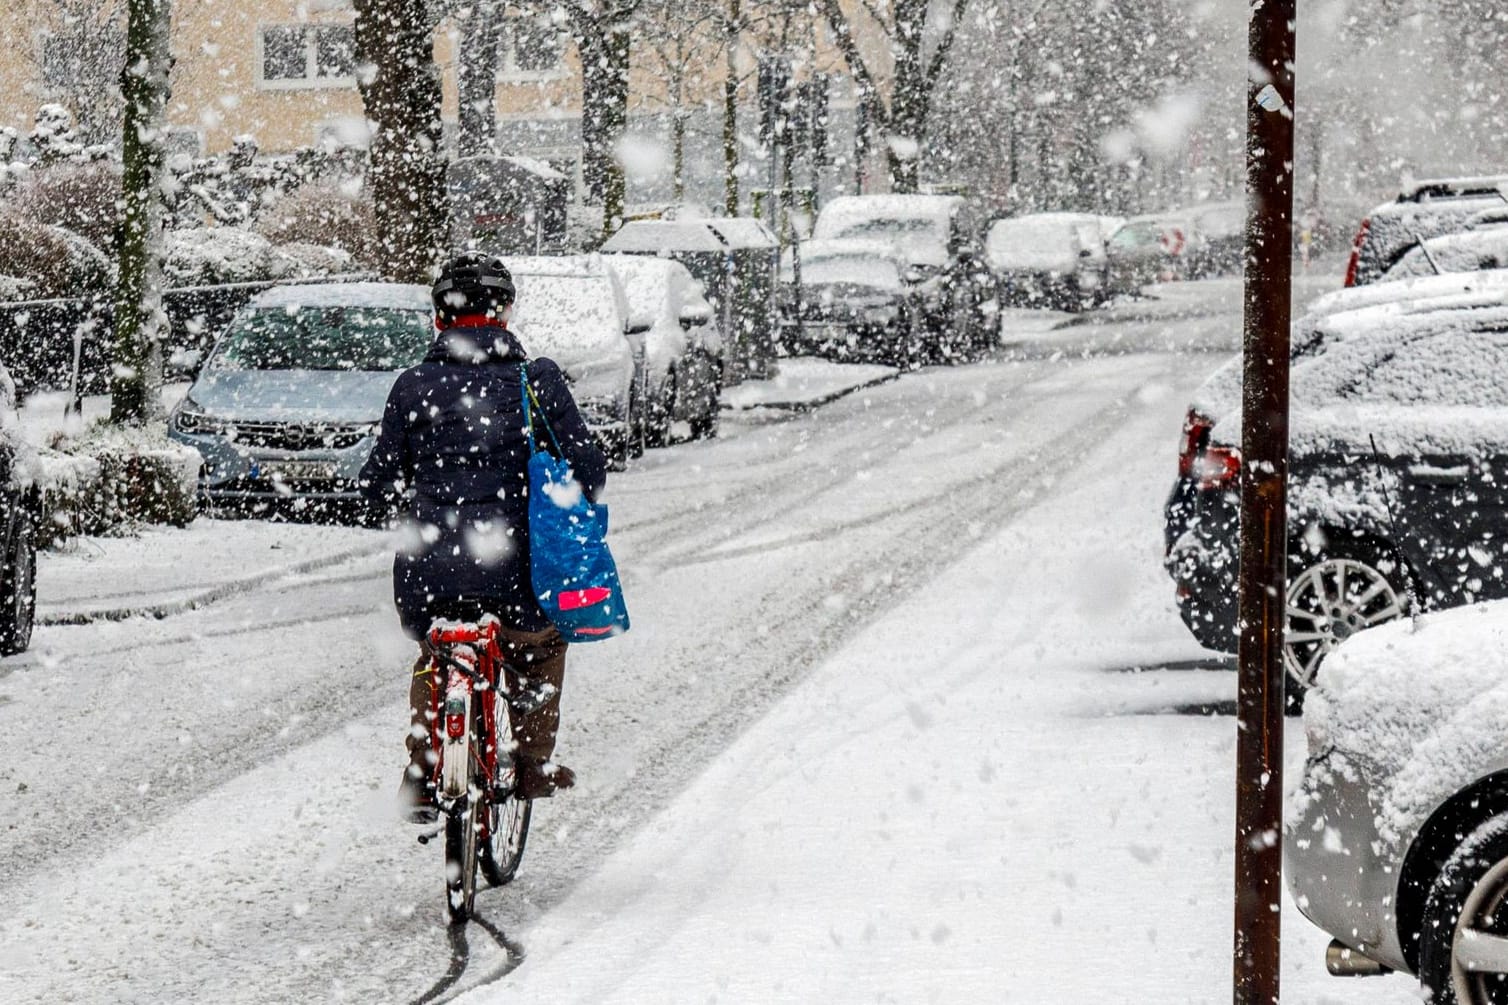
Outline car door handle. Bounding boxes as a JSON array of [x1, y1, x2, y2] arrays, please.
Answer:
[[1408, 463, 1470, 484]]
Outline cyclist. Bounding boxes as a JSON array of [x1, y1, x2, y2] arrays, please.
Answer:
[[359, 253, 608, 822]]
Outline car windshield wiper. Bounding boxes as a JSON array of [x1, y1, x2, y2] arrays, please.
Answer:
[[1413, 231, 1443, 275]]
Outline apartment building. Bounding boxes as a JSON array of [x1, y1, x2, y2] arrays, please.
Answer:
[[0, 1, 872, 207]]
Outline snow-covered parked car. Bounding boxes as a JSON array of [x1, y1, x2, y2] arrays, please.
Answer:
[[1286, 598, 1508, 1001], [1164, 291, 1508, 691], [810, 194, 994, 358], [604, 254, 723, 444], [986, 212, 1122, 311], [1343, 174, 1508, 287], [506, 255, 650, 467], [777, 239, 931, 365], [1105, 211, 1193, 295], [168, 282, 435, 515]]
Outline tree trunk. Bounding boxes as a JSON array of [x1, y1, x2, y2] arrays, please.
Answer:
[[353, 0, 450, 284], [110, 0, 172, 425], [600, 26, 630, 235], [722, 0, 740, 215], [456, 0, 500, 157], [885, 0, 928, 193]]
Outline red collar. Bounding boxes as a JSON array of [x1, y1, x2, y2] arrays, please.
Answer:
[[437, 315, 507, 331]]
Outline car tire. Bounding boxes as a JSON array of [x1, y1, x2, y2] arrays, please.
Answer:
[[1420, 814, 1508, 1005], [1283, 543, 1411, 697], [646, 369, 674, 450], [687, 356, 721, 440], [0, 508, 37, 656]]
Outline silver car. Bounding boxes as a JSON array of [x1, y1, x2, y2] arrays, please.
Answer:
[[1286, 598, 1508, 1002], [168, 282, 433, 513]]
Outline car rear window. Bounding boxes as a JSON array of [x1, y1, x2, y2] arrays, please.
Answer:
[[212, 307, 434, 372], [1340, 329, 1508, 407]]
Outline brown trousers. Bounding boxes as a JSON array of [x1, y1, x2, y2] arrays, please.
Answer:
[[407, 624, 569, 771]]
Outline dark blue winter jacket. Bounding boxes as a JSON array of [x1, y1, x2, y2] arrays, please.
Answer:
[[359, 323, 608, 638]]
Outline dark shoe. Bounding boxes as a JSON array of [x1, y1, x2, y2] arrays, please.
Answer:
[[398, 764, 438, 824], [514, 759, 575, 801]]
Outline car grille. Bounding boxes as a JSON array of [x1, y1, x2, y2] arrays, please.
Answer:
[[224, 421, 371, 452]]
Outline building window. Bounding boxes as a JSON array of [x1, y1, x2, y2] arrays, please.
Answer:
[[500, 14, 564, 79], [259, 23, 356, 87]]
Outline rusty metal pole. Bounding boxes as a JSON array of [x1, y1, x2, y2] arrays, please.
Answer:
[[1234, 1, 1296, 1003]]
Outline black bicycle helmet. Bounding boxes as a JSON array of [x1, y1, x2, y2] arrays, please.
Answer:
[[432, 253, 516, 324]]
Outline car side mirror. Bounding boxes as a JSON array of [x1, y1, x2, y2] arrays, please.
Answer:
[[679, 304, 712, 329], [165, 347, 204, 380]]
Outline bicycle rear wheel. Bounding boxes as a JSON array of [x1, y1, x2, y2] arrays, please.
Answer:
[[480, 713, 531, 886]]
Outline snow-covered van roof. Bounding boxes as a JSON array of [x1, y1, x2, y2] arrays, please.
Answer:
[[503, 254, 610, 278], [247, 282, 432, 311], [813, 194, 963, 240], [600, 220, 729, 253]]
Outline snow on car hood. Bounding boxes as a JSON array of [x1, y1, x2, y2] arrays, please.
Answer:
[[186, 368, 401, 424], [1298, 599, 1508, 852]]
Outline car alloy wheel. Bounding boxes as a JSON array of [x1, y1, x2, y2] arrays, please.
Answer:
[[1283, 556, 1405, 689], [1421, 816, 1508, 1004]]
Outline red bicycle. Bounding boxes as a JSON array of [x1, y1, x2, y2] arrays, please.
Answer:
[[418, 616, 538, 922]]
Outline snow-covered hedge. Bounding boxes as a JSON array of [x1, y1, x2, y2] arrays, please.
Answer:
[[0, 212, 114, 299], [29, 423, 199, 541], [255, 182, 379, 269]]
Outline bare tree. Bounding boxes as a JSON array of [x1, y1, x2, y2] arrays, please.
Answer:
[[815, 0, 971, 192], [640, 0, 725, 202], [110, 0, 171, 424], [28, 0, 127, 147], [454, 0, 502, 157], [551, 0, 643, 237], [353, 0, 451, 282]]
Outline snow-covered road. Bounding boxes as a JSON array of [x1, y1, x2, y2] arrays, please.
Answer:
[[0, 280, 1420, 1003]]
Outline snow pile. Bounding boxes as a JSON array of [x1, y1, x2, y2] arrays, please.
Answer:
[[1301, 599, 1508, 851]]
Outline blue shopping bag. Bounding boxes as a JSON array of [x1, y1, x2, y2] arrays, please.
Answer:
[[520, 368, 630, 642]]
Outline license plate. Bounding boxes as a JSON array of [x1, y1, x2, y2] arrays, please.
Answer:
[[256, 459, 337, 482]]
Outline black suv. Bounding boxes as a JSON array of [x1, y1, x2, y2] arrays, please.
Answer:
[[1344, 175, 1508, 287], [1165, 295, 1508, 692]]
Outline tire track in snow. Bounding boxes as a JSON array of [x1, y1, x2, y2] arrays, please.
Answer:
[[459, 354, 1190, 957]]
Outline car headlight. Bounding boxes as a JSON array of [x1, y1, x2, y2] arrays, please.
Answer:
[[171, 398, 225, 435]]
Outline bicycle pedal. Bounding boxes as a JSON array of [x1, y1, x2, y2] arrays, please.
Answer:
[[415, 825, 443, 845]]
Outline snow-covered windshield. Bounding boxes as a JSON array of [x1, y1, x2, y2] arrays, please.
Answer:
[[822, 216, 946, 245], [210, 307, 433, 372], [1334, 328, 1508, 407], [1108, 221, 1161, 250], [787, 253, 902, 289]]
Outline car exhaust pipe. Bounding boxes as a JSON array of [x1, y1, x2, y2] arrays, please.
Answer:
[[1325, 939, 1392, 977]]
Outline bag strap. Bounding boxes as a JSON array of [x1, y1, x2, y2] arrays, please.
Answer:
[[518, 363, 563, 456]]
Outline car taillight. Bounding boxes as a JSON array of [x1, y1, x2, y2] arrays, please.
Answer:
[[1342, 217, 1370, 288], [1194, 445, 1242, 490], [1178, 408, 1214, 478]]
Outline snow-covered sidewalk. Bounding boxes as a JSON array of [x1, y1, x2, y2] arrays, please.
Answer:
[[720, 357, 898, 411], [37, 519, 385, 623]]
